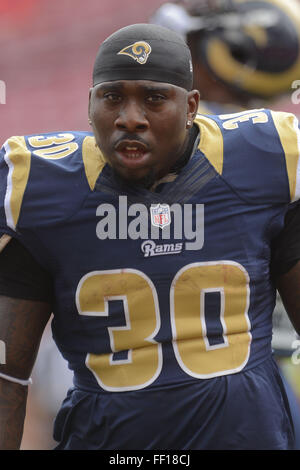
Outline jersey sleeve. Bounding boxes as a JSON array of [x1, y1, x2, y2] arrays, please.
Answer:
[[0, 132, 106, 234], [0, 136, 30, 235], [196, 109, 300, 204]]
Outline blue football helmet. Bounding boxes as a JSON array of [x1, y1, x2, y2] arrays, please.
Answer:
[[150, 0, 300, 99]]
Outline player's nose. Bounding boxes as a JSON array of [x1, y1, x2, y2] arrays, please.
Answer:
[[115, 99, 149, 132]]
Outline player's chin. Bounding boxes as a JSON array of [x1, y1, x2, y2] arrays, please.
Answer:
[[113, 166, 156, 189]]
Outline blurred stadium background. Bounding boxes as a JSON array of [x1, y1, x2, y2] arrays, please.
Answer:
[[0, 0, 166, 144], [0, 0, 299, 450]]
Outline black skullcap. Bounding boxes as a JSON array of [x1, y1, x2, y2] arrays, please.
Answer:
[[93, 23, 193, 91]]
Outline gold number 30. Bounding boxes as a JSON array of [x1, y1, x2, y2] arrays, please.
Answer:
[[76, 261, 251, 391], [28, 133, 78, 159]]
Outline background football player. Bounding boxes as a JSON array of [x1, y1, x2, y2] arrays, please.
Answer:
[[151, 0, 300, 114]]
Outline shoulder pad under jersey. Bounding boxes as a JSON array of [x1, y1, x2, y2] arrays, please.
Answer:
[[194, 109, 300, 204], [0, 131, 106, 232]]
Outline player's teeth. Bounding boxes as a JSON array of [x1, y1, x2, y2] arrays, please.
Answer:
[[127, 153, 140, 158], [125, 146, 138, 150]]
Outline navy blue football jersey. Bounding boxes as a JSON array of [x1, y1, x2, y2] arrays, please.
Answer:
[[0, 109, 299, 448], [197, 103, 300, 356]]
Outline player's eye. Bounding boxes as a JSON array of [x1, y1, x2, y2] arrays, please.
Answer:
[[146, 94, 167, 104], [104, 93, 122, 103]]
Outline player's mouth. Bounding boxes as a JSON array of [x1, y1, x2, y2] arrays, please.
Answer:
[[114, 140, 151, 168]]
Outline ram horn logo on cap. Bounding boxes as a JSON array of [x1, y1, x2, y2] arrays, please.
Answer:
[[118, 41, 152, 64]]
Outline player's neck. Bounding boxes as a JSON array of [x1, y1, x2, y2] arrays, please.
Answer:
[[169, 125, 199, 174]]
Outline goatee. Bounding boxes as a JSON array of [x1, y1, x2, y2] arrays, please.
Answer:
[[112, 168, 156, 190]]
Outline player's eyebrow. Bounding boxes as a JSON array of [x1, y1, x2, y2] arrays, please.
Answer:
[[96, 82, 173, 94]]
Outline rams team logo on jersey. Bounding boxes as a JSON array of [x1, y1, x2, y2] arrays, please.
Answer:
[[118, 41, 152, 64]]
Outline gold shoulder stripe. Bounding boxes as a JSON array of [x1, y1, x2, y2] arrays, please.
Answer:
[[3, 136, 31, 231], [82, 136, 107, 191], [271, 111, 300, 202], [195, 114, 224, 174]]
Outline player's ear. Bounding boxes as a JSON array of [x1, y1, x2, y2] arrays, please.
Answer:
[[88, 88, 93, 123], [187, 89, 200, 124]]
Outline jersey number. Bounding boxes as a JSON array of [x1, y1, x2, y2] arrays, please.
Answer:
[[28, 134, 78, 159], [220, 110, 268, 130], [76, 261, 251, 391]]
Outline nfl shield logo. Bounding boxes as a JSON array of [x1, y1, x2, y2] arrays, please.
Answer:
[[150, 203, 171, 229]]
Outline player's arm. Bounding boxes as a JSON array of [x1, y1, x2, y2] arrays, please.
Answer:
[[0, 236, 53, 449], [272, 204, 300, 335], [0, 296, 51, 449]]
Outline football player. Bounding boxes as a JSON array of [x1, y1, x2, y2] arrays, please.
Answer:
[[150, 0, 300, 114], [0, 22, 299, 450]]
